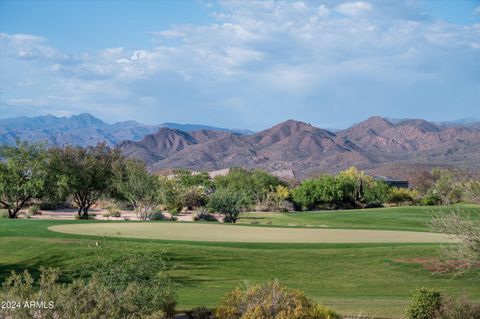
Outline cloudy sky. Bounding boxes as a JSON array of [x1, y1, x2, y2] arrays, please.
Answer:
[[1, 0, 479, 130]]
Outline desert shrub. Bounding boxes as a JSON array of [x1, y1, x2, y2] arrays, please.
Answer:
[[363, 181, 390, 205], [292, 175, 358, 210], [150, 211, 167, 220], [0, 252, 177, 319], [364, 201, 383, 208], [27, 204, 41, 215], [431, 208, 480, 272], [188, 306, 213, 319], [39, 201, 63, 210], [194, 208, 217, 222], [437, 293, 480, 319], [214, 167, 286, 207], [406, 287, 442, 319], [420, 191, 442, 206], [208, 188, 250, 223], [215, 281, 341, 319], [388, 187, 419, 205], [103, 204, 121, 217], [75, 214, 95, 220]]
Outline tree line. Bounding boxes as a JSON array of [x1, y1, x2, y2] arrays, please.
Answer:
[[1, 142, 478, 220]]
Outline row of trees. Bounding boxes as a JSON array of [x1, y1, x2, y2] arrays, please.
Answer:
[[1, 142, 479, 221]]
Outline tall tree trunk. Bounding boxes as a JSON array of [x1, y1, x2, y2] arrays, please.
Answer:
[[8, 207, 20, 219], [77, 206, 83, 216]]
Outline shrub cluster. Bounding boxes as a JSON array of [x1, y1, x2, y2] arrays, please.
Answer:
[[215, 281, 341, 319], [0, 252, 177, 319], [406, 287, 480, 319]]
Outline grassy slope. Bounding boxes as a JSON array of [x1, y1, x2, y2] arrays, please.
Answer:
[[238, 204, 480, 231], [1, 205, 480, 318]]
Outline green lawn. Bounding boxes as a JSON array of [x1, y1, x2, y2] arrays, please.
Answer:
[[1, 205, 479, 318], [238, 204, 480, 232]]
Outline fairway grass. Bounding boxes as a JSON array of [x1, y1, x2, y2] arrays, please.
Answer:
[[238, 204, 480, 231], [1, 205, 479, 318], [48, 222, 454, 243]]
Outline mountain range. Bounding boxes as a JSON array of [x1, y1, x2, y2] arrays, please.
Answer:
[[0, 113, 252, 147], [1, 113, 479, 181], [119, 116, 480, 180]]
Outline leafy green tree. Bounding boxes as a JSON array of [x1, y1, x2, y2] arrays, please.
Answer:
[[170, 169, 213, 210], [363, 181, 390, 205], [0, 142, 49, 218], [50, 144, 120, 217], [292, 175, 355, 210], [113, 159, 163, 220], [214, 168, 285, 207], [207, 188, 249, 223], [338, 167, 372, 202], [429, 169, 465, 204], [172, 168, 213, 189], [158, 177, 183, 214]]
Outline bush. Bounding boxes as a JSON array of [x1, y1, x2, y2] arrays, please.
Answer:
[[0, 210, 8, 218], [215, 281, 341, 319], [406, 287, 443, 319], [420, 192, 441, 206], [0, 252, 177, 319], [292, 176, 356, 210], [39, 201, 63, 210], [188, 306, 213, 319], [438, 293, 480, 319], [28, 204, 42, 215], [150, 211, 167, 220], [388, 187, 419, 205], [194, 208, 217, 222], [208, 189, 250, 223], [75, 214, 95, 220], [103, 205, 121, 217]]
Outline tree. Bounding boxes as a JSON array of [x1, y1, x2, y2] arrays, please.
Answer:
[[158, 177, 184, 214], [214, 167, 285, 207], [338, 167, 372, 202], [292, 175, 355, 210], [363, 181, 390, 205], [113, 159, 163, 220], [171, 169, 213, 210], [207, 188, 249, 223], [50, 144, 120, 217], [0, 142, 49, 218]]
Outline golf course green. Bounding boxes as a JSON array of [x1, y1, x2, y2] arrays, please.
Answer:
[[1, 205, 479, 318], [48, 222, 454, 243]]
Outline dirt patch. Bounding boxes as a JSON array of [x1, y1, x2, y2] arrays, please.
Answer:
[[394, 257, 469, 272]]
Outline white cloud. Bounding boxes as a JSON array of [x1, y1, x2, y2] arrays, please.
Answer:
[[0, 33, 60, 60], [336, 1, 372, 16], [474, 5, 480, 16], [1, 1, 479, 127]]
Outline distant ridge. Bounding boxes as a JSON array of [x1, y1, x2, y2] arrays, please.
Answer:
[[0, 113, 252, 147], [1, 113, 479, 180]]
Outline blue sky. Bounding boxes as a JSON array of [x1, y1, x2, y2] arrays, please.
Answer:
[[1, 0, 479, 130]]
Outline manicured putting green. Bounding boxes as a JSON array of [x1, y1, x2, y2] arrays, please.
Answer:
[[48, 222, 454, 243]]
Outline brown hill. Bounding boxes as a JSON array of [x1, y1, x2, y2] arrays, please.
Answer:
[[120, 117, 480, 180]]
